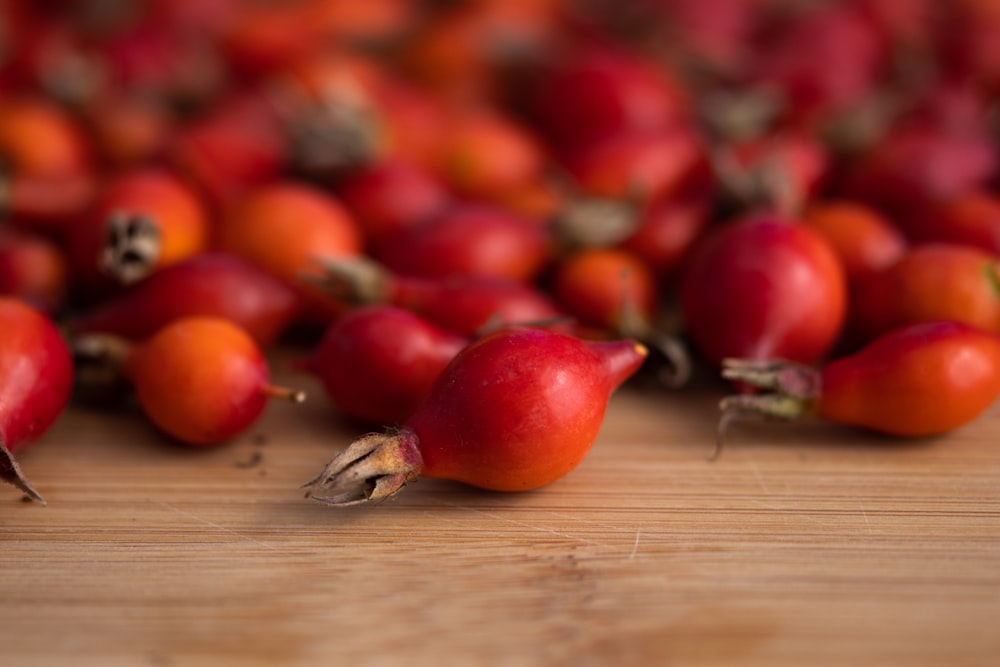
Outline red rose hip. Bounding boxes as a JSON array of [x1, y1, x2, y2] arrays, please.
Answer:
[[304, 326, 647, 505], [1, 298, 74, 502]]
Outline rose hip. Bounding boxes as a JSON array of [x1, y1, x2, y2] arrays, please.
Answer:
[[374, 203, 552, 283], [801, 200, 907, 285], [0, 298, 74, 503], [848, 242, 1000, 345], [679, 214, 848, 366], [719, 320, 1000, 448], [316, 256, 565, 337], [0, 227, 68, 313], [300, 305, 467, 425], [900, 189, 1000, 254], [216, 180, 364, 324], [80, 317, 305, 447], [66, 167, 211, 289], [333, 157, 452, 252], [304, 326, 647, 505], [73, 252, 300, 347], [432, 108, 547, 202]]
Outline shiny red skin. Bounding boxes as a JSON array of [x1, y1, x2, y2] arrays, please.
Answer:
[[73, 253, 300, 347], [304, 306, 467, 424], [334, 158, 452, 252], [0, 298, 73, 454], [680, 215, 848, 366], [386, 274, 566, 337], [376, 204, 552, 282], [405, 327, 647, 491], [817, 321, 1000, 436]]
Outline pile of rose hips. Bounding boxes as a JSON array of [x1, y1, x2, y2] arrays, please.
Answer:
[[2, 0, 1000, 506]]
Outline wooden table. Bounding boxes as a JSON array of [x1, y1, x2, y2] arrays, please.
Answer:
[[2, 357, 998, 666]]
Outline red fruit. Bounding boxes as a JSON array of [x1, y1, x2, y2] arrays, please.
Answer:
[[317, 256, 565, 337], [433, 108, 547, 201], [562, 126, 707, 201], [848, 243, 1000, 345], [550, 245, 691, 386], [79, 90, 174, 167], [619, 187, 711, 283], [0, 227, 68, 313], [0, 95, 91, 179], [375, 203, 552, 283], [66, 167, 211, 289], [530, 45, 687, 150], [304, 326, 648, 505], [749, 3, 886, 125], [302, 305, 467, 424], [936, 0, 1000, 87], [630, 0, 754, 74], [334, 158, 452, 252], [120, 317, 304, 446], [308, 0, 416, 43], [218, 181, 363, 281], [216, 181, 364, 323], [900, 189, 1000, 254], [551, 247, 658, 337], [839, 122, 997, 219], [720, 320, 1000, 443], [398, 0, 567, 102], [167, 91, 288, 211], [0, 298, 74, 502], [73, 253, 299, 347], [219, 1, 323, 77], [801, 200, 907, 285], [680, 215, 848, 366], [0, 95, 95, 229]]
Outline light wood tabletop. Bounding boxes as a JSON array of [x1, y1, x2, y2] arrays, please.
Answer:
[[2, 356, 998, 667]]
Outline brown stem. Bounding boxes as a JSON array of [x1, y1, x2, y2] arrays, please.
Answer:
[[305, 255, 391, 307], [646, 332, 693, 390], [261, 384, 307, 403]]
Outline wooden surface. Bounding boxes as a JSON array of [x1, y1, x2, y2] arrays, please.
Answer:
[[2, 356, 999, 667]]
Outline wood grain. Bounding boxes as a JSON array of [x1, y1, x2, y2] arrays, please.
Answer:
[[1, 360, 998, 667]]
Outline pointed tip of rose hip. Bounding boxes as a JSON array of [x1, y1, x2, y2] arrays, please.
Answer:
[[589, 338, 649, 391]]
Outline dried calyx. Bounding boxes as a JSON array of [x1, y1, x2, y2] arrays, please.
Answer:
[[712, 358, 822, 460], [303, 431, 422, 507], [0, 437, 45, 504], [100, 211, 162, 284]]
